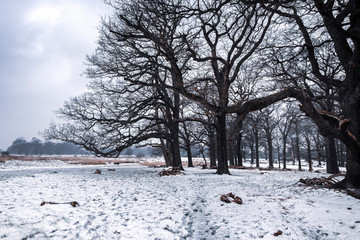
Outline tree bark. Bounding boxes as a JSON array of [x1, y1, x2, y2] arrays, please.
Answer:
[[168, 92, 183, 169], [326, 137, 339, 174], [267, 136, 273, 169], [209, 128, 217, 168], [186, 143, 193, 167], [228, 143, 235, 166], [295, 123, 301, 170], [255, 128, 260, 168], [216, 113, 230, 174], [338, 140, 345, 167], [237, 134, 243, 167], [250, 141, 255, 165], [282, 138, 287, 169], [305, 137, 313, 172], [277, 146, 281, 169]]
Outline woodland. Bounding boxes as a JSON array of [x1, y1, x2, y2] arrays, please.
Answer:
[[43, 0, 360, 196]]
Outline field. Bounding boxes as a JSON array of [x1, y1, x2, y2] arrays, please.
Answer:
[[0, 156, 359, 239]]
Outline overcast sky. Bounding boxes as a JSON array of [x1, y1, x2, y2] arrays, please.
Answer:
[[0, 0, 111, 150]]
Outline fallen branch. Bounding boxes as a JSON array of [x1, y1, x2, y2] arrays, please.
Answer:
[[40, 201, 80, 207], [158, 167, 185, 176], [220, 193, 243, 204], [273, 230, 283, 236], [298, 174, 346, 188]]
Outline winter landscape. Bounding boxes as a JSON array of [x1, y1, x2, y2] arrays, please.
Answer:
[[1, 1, 360, 240], [0, 157, 359, 240]]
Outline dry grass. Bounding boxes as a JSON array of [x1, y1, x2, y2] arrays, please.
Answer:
[[0, 155, 207, 166], [0, 155, 136, 165]]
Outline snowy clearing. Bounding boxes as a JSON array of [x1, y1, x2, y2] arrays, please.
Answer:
[[0, 160, 359, 239]]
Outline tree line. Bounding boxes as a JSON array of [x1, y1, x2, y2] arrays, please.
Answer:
[[43, 1, 360, 193], [5, 137, 89, 156]]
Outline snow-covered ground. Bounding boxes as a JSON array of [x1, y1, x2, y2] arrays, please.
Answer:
[[0, 160, 359, 239]]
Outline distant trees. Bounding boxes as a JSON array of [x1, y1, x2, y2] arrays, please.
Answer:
[[6, 137, 88, 155]]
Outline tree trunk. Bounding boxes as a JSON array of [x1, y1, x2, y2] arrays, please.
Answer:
[[295, 122, 301, 170], [267, 134, 274, 169], [234, 144, 238, 166], [346, 158, 360, 188], [338, 141, 345, 167], [277, 146, 281, 169], [209, 128, 217, 168], [216, 113, 230, 174], [160, 138, 171, 167], [305, 137, 313, 172], [344, 94, 360, 188], [250, 141, 255, 165], [336, 147, 360, 189], [170, 130, 182, 169], [165, 139, 173, 167], [326, 137, 339, 174], [282, 138, 287, 169], [264, 144, 268, 162], [296, 138, 302, 170], [228, 142, 235, 166], [186, 143, 193, 167], [237, 134, 243, 166], [315, 135, 322, 166], [168, 92, 183, 169], [255, 128, 260, 168]]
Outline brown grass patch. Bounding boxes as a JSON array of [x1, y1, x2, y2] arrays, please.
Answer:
[[0, 155, 137, 165]]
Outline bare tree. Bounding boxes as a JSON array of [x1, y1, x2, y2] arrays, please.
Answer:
[[243, 0, 360, 191], [260, 106, 279, 169], [276, 104, 298, 169]]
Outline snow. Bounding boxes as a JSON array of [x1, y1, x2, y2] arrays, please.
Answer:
[[0, 159, 359, 239]]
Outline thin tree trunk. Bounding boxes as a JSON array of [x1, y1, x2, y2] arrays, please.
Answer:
[[186, 143, 193, 167], [267, 134, 274, 169], [250, 141, 255, 165], [236, 134, 243, 166], [264, 144, 268, 162], [228, 142, 235, 166], [306, 137, 313, 172], [295, 122, 301, 170], [255, 128, 260, 168], [278, 146, 281, 169], [160, 138, 171, 167], [209, 128, 217, 168], [339, 141, 345, 167], [283, 138, 287, 169]]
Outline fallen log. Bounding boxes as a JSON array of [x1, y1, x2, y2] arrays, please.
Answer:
[[273, 230, 283, 236], [220, 193, 243, 204], [158, 167, 185, 176]]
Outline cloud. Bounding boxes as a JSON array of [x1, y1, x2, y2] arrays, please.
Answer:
[[0, 0, 111, 150]]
